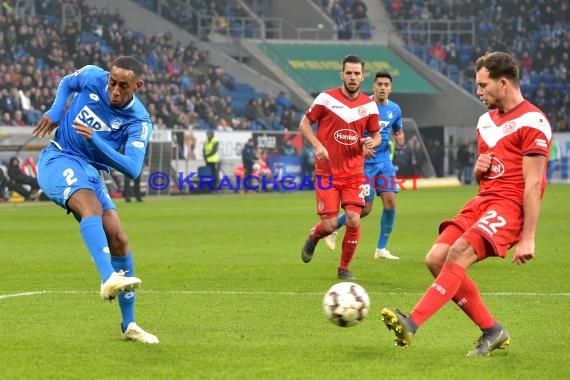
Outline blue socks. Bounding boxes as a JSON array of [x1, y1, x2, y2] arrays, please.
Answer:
[[79, 216, 114, 282], [111, 253, 136, 332], [336, 213, 347, 229], [378, 208, 395, 249]]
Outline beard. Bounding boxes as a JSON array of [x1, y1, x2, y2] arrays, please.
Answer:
[[343, 83, 360, 96]]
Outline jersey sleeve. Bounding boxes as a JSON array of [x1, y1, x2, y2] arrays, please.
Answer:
[[305, 93, 326, 124], [366, 103, 380, 134], [392, 104, 403, 132], [90, 120, 153, 178], [44, 65, 103, 124], [520, 112, 551, 157]]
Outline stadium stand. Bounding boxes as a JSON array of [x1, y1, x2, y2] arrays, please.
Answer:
[[384, 0, 569, 132], [0, 0, 301, 131]]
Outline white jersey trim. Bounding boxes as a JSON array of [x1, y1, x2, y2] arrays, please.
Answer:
[[477, 111, 552, 148], [313, 92, 378, 123]]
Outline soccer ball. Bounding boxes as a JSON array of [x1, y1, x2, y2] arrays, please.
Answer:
[[323, 282, 370, 327]]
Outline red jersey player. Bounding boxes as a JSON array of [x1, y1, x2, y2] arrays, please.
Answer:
[[300, 55, 380, 280], [381, 51, 552, 356]]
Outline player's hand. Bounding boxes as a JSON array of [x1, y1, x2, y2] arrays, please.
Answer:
[[512, 239, 535, 265], [32, 115, 57, 138], [474, 152, 493, 177], [361, 137, 375, 159], [73, 121, 94, 139], [314, 144, 329, 160]]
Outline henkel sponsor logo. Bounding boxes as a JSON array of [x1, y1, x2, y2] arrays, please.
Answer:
[[334, 129, 359, 145], [486, 157, 505, 179]]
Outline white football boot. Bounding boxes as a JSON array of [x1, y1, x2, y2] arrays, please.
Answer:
[[122, 322, 159, 344], [100, 271, 141, 301], [324, 231, 338, 250], [374, 248, 399, 260]]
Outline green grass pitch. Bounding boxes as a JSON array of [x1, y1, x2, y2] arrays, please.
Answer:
[[1, 185, 569, 379]]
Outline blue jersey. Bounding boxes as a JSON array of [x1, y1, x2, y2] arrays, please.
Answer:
[[46, 65, 152, 178], [365, 99, 402, 164]]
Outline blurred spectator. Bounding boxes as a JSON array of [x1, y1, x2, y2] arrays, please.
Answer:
[[6, 156, 41, 200]]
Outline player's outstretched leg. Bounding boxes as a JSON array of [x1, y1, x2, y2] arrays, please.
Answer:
[[381, 308, 417, 348], [466, 322, 510, 356], [122, 322, 159, 344]]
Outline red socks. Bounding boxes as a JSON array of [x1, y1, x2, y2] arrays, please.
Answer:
[[453, 275, 496, 329], [339, 225, 359, 269], [310, 222, 329, 241], [410, 261, 466, 327]]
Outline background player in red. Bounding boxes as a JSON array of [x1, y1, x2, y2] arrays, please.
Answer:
[[381, 51, 552, 356], [299, 55, 381, 280]]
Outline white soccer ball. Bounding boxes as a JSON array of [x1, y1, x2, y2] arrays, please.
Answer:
[[323, 282, 370, 327]]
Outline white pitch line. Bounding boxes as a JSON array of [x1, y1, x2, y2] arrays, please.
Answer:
[[0, 291, 48, 300], [1, 290, 570, 299]]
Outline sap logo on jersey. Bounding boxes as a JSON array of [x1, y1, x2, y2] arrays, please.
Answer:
[[334, 129, 359, 145], [486, 156, 505, 179], [74, 105, 110, 132]]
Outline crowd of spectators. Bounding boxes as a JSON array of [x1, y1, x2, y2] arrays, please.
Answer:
[[314, 0, 372, 40], [385, 0, 569, 132], [0, 0, 300, 131]]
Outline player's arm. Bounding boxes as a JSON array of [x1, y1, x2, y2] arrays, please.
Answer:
[[33, 66, 99, 137], [299, 115, 328, 160], [392, 111, 405, 147], [473, 152, 493, 184], [513, 154, 546, 265], [363, 130, 381, 158], [74, 121, 151, 179]]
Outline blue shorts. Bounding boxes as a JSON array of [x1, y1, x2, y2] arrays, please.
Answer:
[[37, 146, 116, 212], [364, 159, 398, 202]]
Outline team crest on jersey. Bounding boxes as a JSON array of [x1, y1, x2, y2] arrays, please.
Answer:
[[89, 93, 99, 102], [503, 121, 516, 134], [485, 156, 505, 179], [110, 118, 122, 130], [334, 129, 359, 146], [357, 106, 367, 116], [74, 105, 110, 132], [387, 111, 393, 120]]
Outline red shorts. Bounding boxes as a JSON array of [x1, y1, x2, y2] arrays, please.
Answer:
[[436, 195, 523, 260], [314, 175, 367, 216]]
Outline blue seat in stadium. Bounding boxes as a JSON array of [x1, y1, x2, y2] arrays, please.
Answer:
[[541, 72, 556, 86], [529, 71, 542, 85], [358, 23, 372, 40]]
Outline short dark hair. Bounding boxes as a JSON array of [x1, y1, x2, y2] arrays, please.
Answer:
[[375, 71, 392, 82], [475, 51, 519, 85], [342, 55, 365, 71], [111, 56, 144, 77]]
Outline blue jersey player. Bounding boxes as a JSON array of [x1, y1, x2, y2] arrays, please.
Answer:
[[32, 56, 158, 344], [325, 72, 405, 260]]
